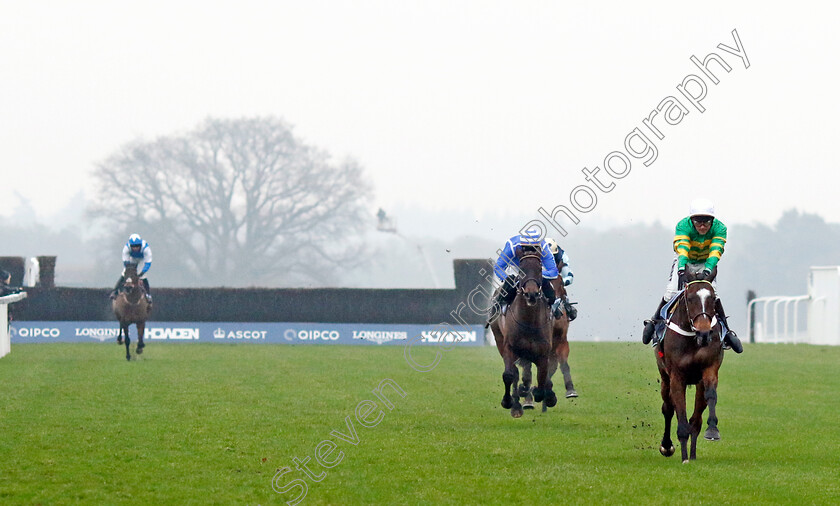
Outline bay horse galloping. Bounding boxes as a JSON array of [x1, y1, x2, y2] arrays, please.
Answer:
[[490, 245, 557, 418], [656, 274, 725, 463], [112, 264, 152, 361], [518, 275, 578, 411]]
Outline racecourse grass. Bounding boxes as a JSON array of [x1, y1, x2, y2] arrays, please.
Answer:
[[0, 342, 838, 505]]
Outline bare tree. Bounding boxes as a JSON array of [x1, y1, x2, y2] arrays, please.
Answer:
[[89, 117, 372, 287]]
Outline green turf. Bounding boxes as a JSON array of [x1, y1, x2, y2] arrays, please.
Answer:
[[0, 342, 838, 505]]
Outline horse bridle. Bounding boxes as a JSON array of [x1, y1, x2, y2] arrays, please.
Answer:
[[516, 253, 544, 297], [682, 280, 718, 333]]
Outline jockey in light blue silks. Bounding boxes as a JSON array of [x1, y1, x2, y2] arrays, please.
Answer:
[[110, 233, 153, 303], [487, 228, 559, 326], [545, 237, 578, 321]]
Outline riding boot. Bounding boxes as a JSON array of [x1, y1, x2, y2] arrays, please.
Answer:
[[564, 298, 578, 321], [142, 278, 152, 303], [715, 299, 743, 353], [110, 276, 125, 300], [542, 278, 556, 309], [486, 276, 516, 327], [642, 298, 668, 345]]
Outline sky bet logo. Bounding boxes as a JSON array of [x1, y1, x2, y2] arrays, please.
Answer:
[[213, 328, 267, 340]]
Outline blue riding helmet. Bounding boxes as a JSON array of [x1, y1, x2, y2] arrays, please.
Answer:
[[128, 234, 142, 247]]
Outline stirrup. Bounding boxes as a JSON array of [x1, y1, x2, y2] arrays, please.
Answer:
[[551, 299, 564, 318]]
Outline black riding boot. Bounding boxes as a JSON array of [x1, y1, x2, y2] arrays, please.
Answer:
[[642, 298, 668, 345], [109, 276, 125, 300], [564, 298, 578, 321], [715, 299, 742, 353], [142, 278, 152, 303], [542, 278, 556, 312], [551, 296, 578, 321], [486, 275, 516, 327]]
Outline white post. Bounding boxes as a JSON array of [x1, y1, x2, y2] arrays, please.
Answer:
[[0, 292, 28, 359]]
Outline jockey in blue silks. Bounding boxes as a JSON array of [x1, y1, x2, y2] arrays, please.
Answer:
[[487, 228, 559, 325], [110, 233, 153, 303]]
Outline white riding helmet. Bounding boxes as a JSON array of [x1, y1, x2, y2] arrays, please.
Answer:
[[545, 237, 560, 255], [689, 198, 715, 218]]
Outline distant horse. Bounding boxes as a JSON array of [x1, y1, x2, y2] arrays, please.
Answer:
[[518, 276, 578, 411], [656, 272, 725, 463], [112, 264, 152, 361], [490, 245, 557, 418]]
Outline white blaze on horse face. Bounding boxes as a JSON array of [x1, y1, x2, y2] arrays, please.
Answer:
[[693, 287, 714, 329], [696, 287, 712, 308]]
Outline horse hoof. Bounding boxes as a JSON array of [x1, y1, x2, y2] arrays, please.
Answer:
[[501, 397, 513, 410], [704, 428, 721, 441], [117, 338, 123, 345], [511, 408, 523, 418], [533, 389, 545, 403], [660, 445, 675, 457], [566, 390, 578, 398], [682, 459, 690, 464], [126, 356, 131, 361], [518, 385, 530, 396], [545, 392, 557, 408], [136, 345, 144, 355]]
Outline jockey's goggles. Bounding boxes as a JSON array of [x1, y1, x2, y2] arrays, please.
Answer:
[[691, 216, 714, 224]]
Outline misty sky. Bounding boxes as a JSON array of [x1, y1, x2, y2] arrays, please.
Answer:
[[2, 1, 838, 240]]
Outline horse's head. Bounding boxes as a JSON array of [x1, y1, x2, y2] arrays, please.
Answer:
[[123, 264, 139, 291], [516, 245, 543, 307], [683, 280, 717, 347]]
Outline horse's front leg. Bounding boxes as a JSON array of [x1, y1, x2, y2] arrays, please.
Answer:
[[669, 374, 691, 463], [659, 369, 676, 457], [501, 351, 522, 418], [702, 369, 721, 442], [136, 322, 146, 355], [117, 325, 123, 345], [123, 325, 131, 361], [532, 355, 556, 408], [690, 383, 708, 460]]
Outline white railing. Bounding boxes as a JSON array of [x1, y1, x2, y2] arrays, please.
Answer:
[[747, 295, 810, 344], [1, 292, 28, 359]]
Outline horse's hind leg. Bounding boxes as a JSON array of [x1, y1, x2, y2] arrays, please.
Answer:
[[556, 338, 577, 398], [117, 326, 123, 345], [659, 371, 676, 457], [136, 322, 146, 355], [518, 359, 535, 409]]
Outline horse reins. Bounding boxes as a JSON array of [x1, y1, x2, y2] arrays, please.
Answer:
[[516, 253, 544, 296], [667, 280, 718, 336]]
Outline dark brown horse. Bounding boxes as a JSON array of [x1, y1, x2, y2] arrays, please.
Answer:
[[490, 245, 557, 418], [656, 275, 724, 463], [112, 264, 152, 361], [518, 276, 578, 411]]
